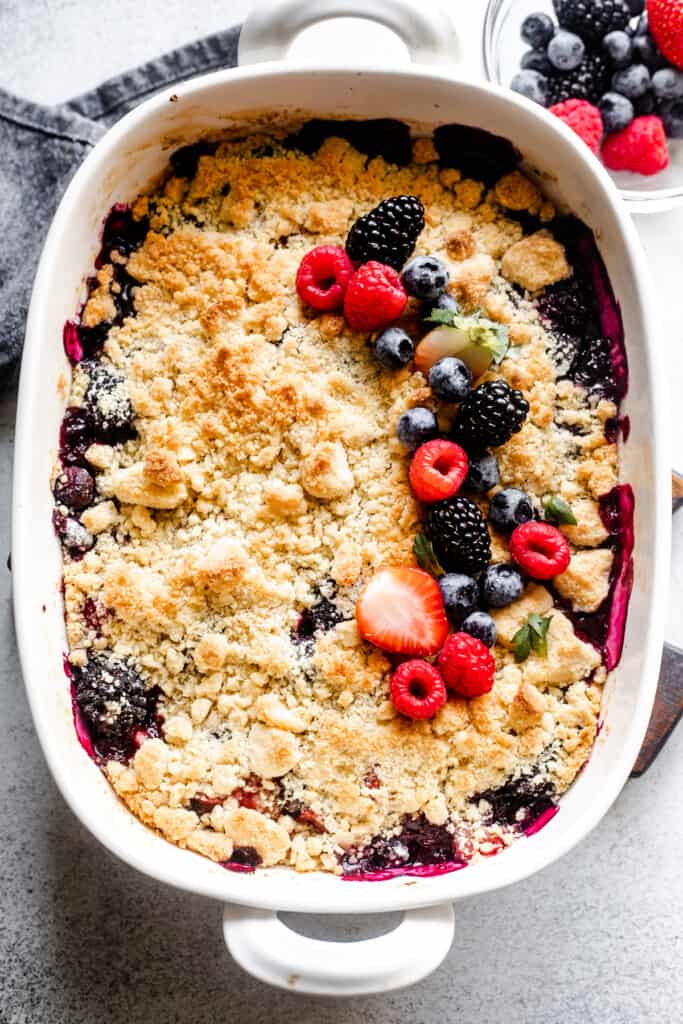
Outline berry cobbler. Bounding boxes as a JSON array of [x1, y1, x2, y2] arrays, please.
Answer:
[[54, 121, 633, 877]]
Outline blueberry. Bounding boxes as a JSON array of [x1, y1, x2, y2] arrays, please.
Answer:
[[602, 31, 633, 69], [439, 573, 479, 625], [547, 31, 585, 72], [520, 12, 555, 49], [625, 0, 645, 15], [425, 291, 460, 319], [599, 91, 635, 133], [428, 357, 472, 403], [511, 70, 549, 106], [631, 34, 666, 69], [659, 99, 683, 138], [396, 407, 439, 449], [53, 466, 95, 511], [652, 68, 683, 102], [488, 487, 534, 533], [521, 49, 555, 76], [611, 63, 651, 99], [461, 610, 497, 648], [401, 256, 449, 300], [466, 453, 500, 494], [374, 327, 414, 369], [481, 563, 524, 609]]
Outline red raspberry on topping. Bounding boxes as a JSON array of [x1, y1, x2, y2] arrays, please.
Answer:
[[549, 99, 603, 155], [437, 632, 496, 699], [648, 0, 683, 71], [601, 116, 669, 176], [409, 440, 469, 503], [343, 261, 408, 332], [296, 245, 354, 311], [389, 660, 447, 720], [509, 521, 571, 579]]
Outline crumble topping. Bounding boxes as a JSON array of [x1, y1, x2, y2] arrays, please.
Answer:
[[56, 131, 622, 874]]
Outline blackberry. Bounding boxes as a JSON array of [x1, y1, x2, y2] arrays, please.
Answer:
[[548, 52, 610, 104], [83, 361, 136, 442], [553, 0, 630, 46], [538, 277, 593, 335], [427, 496, 492, 575], [570, 336, 614, 394], [346, 195, 424, 270], [451, 380, 529, 452], [73, 655, 148, 748], [473, 770, 556, 829], [547, 330, 582, 376]]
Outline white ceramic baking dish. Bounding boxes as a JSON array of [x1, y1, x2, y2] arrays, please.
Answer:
[[13, 0, 671, 998]]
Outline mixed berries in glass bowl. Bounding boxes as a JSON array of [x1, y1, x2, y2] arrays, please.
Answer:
[[483, 0, 683, 209]]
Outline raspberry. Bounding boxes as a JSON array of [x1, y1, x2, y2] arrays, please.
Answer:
[[343, 261, 407, 332], [296, 245, 354, 311], [509, 521, 571, 579], [648, 0, 683, 71], [549, 99, 604, 154], [601, 115, 669, 175], [389, 660, 447, 720], [437, 633, 496, 699], [409, 440, 469, 503]]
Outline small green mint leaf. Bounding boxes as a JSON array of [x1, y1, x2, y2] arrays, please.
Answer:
[[512, 624, 532, 662], [543, 494, 577, 526], [424, 308, 457, 326], [413, 533, 444, 577], [528, 614, 553, 658], [468, 319, 510, 365]]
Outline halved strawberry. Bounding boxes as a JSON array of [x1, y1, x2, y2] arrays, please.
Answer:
[[356, 567, 448, 656]]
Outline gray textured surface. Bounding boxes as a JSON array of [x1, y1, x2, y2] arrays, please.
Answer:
[[1, 2, 682, 1020]]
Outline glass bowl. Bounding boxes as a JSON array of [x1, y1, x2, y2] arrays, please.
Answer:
[[482, 0, 683, 212]]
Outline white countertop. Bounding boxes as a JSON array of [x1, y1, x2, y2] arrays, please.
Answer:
[[0, 2, 681, 1020]]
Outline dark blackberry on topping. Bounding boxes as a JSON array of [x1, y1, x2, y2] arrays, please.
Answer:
[[83, 361, 136, 442], [427, 496, 492, 576], [73, 655, 148, 749], [547, 53, 611, 104], [346, 196, 424, 271], [553, 0, 630, 45], [451, 380, 529, 452]]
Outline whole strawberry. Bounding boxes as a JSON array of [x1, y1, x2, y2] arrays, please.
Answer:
[[648, 0, 683, 71]]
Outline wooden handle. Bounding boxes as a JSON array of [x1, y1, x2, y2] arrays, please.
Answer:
[[673, 471, 683, 509], [631, 643, 683, 776]]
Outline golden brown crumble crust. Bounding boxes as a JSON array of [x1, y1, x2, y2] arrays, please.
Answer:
[[60, 134, 618, 872]]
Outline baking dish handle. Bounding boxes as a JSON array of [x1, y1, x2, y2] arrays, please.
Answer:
[[238, 0, 460, 68], [223, 902, 455, 995]]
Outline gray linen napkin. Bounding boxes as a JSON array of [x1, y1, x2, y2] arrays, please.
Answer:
[[0, 25, 240, 387]]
